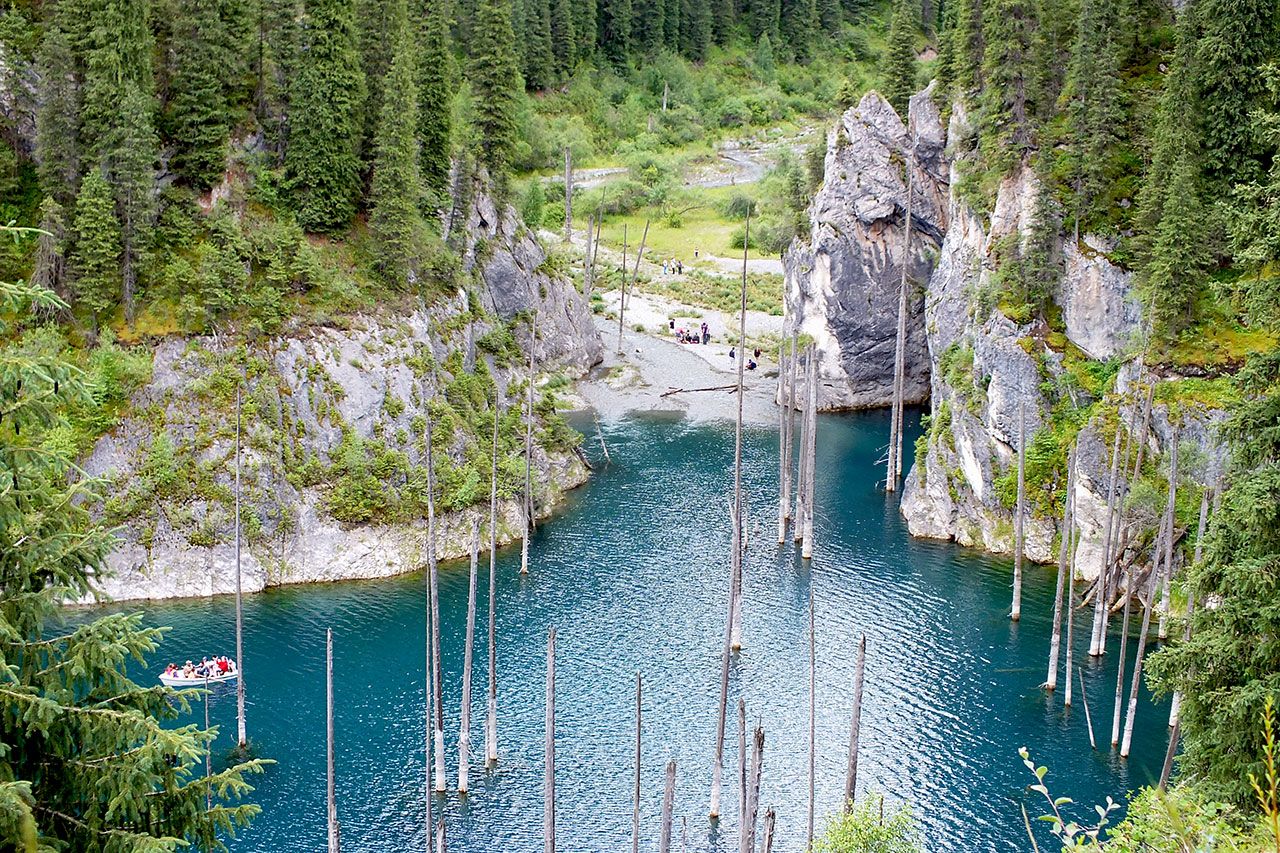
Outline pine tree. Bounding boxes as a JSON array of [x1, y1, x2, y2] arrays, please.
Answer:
[[34, 26, 80, 207], [287, 0, 365, 232], [949, 0, 982, 93], [418, 0, 455, 205], [0, 270, 268, 850], [550, 0, 576, 71], [371, 0, 424, 284], [521, 0, 555, 88], [663, 0, 681, 50], [633, 0, 665, 55], [104, 81, 158, 323], [779, 0, 816, 61], [749, 0, 780, 40], [573, 0, 597, 57], [470, 0, 524, 177], [166, 0, 232, 188], [32, 197, 69, 303], [680, 0, 712, 58], [710, 0, 733, 43], [1195, 0, 1279, 185], [601, 0, 633, 67], [978, 0, 1035, 159], [70, 169, 122, 325], [78, 0, 155, 167], [358, 0, 397, 163], [754, 33, 777, 81], [257, 0, 303, 158], [882, 0, 917, 115], [1144, 148, 1210, 335], [816, 0, 841, 34], [935, 0, 958, 90], [1061, 0, 1123, 232]]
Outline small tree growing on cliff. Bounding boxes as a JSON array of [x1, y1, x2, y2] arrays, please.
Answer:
[[883, 0, 917, 115]]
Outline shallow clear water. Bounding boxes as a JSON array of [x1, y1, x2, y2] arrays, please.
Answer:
[[106, 410, 1171, 851]]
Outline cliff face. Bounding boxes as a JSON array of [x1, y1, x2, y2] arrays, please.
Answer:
[[81, 185, 602, 602], [800, 92, 1226, 577], [782, 85, 948, 410]]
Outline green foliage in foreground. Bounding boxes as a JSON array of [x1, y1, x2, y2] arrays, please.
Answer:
[[0, 265, 266, 851], [814, 796, 922, 853]]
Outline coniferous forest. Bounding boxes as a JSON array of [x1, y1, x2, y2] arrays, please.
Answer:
[[3, 0, 1280, 847]]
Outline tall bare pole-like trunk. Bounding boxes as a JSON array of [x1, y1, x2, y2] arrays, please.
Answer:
[[793, 349, 810, 543], [583, 215, 594, 296], [459, 520, 479, 793], [740, 726, 765, 853], [1101, 397, 1138, 640], [1079, 668, 1096, 749], [886, 144, 914, 492], [777, 347, 789, 543], [843, 636, 866, 810], [426, 404, 446, 792], [628, 220, 651, 312], [563, 148, 572, 243], [486, 399, 500, 766], [436, 820, 445, 853], [1044, 454, 1076, 690], [1171, 481, 1211, 727], [522, 314, 537, 575], [760, 809, 776, 853], [660, 760, 676, 853], [807, 583, 816, 852], [1110, 563, 1135, 748], [545, 628, 557, 853], [1122, 509, 1169, 757], [1065, 514, 1078, 707], [1159, 721, 1180, 790], [234, 387, 247, 748], [710, 541, 737, 818], [632, 673, 642, 853], [737, 699, 747, 822], [1011, 402, 1026, 621], [616, 224, 629, 353], [801, 350, 818, 559], [327, 628, 340, 853], [779, 335, 798, 543], [730, 215, 749, 651], [1157, 433, 1180, 640], [1090, 428, 1124, 655]]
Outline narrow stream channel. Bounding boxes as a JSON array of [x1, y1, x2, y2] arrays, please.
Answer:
[[108, 409, 1170, 851]]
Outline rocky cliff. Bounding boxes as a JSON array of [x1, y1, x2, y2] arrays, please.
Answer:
[[794, 91, 1227, 577], [81, 183, 602, 602]]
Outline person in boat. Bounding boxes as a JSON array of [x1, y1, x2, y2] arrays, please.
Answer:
[[183, 661, 195, 677], [217, 656, 230, 674], [165, 663, 177, 677]]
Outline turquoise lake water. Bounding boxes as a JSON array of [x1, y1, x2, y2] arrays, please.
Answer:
[[113, 410, 1171, 851]]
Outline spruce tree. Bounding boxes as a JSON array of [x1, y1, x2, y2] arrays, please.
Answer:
[[573, 0, 597, 57], [1195, 0, 1279, 184], [104, 81, 158, 323], [749, 0, 780, 41], [948, 0, 982, 93], [882, 0, 917, 115], [978, 0, 1035, 158], [417, 0, 455, 205], [166, 0, 232, 188], [779, 0, 816, 60], [469, 0, 524, 177], [935, 0, 958, 90], [680, 0, 711, 59], [287, 0, 365, 232], [78, 0, 154, 167], [32, 197, 69, 303], [371, 0, 424, 284], [633, 0, 665, 55], [0, 271, 267, 851], [754, 33, 776, 81], [550, 0, 576, 71], [663, 0, 682, 50], [1061, 0, 1123, 232], [601, 0, 633, 67], [710, 0, 733, 44], [521, 0, 555, 88], [816, 0, 841, 34], [34, 26, 80, 207], [358, 0, 397, 163], [70, 169, 122, 325]]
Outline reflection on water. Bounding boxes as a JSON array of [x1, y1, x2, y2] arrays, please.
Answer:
[[100, 409, 1170, 851]]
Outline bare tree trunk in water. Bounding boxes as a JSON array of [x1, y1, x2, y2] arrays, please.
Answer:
[[522, 314, 537, 575], [709, 539, 736, 818], [793, 348, 810, 543], [616, 224, 628, 353], [1111, 563, 1135, 747], [731, 218, 749, 651], [1044, 452, 1076, 690], [1171, 480, 1212, 727], [777, 347, 790, 543], [660, 760, 676, 853], [1122, 514, 1168, 758], [843, 636, 866, 810], [1065, 509, 1078, 708], [632, 673, 641, 853], [486, 398, 500, 766], [807, 584, 816, 851], [740, 726, 765, 853], [1011, 402, 1026, 621], [1090, 428, 1123, 654], [458, 520, 479, 793], [563, 148, 572, 243], [1157, 434, 1180, 640], [886, 145, 913, 492], [234, 387, 248, 749], [801, 350, 818, 558], [426, 404, 446, 792], [327, 628, 341, 853], [760, 808, 776, 853]]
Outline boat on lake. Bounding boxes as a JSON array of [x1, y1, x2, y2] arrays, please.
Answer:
[[160, 659, 239, 687]]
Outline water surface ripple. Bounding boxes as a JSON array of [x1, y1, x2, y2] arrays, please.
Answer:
[[106, 411, 1169, 851]]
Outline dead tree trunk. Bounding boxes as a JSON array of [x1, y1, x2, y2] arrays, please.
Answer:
[[776, 346, 790, 543], [486, 400, 500, 766], [801, 350, 818, 558], [234, 388, 247, 748], [545, 628, 556, 853], [583, 215, 594, 295], [563, 148, 572, 243], [1079, 668, 1096, 750], [426, 405, 446, 792], [1157, 434, 1180, 641], [740, 726, 765, 853], [780, 335, 798, 542], [660, 759, 676, 853], [843, 636, 867, 810], [1044, 453, 1076, 690], [616, 224, 629, 353], [793, 348, 810, 544], [1011, 401, 1026, 621], [1171, 481, 1211, 727], [1110, 563, 1135, 747], [459, 520, 479, 793], [709, 543, 736, 818], [522, 313, 537, 575], [1090, 428, 1124, 655], [886, 145, 913, 492], [730, 217, 749, 651], [327, 628, 341, 853], [760, 809, 776, 853], [1121, 514, 1167, 758], [807, 584, 816, 852]]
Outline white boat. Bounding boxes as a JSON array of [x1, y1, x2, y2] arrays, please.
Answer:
[[159, 663, 238, 688]]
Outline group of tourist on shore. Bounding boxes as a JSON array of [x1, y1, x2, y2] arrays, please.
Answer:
[[671, 319, 711, 345]]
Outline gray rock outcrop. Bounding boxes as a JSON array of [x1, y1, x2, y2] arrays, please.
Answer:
[[782, 84, 948, 410]]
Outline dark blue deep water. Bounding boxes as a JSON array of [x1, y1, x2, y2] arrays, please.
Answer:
[[103, 410, 1171, 851]]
